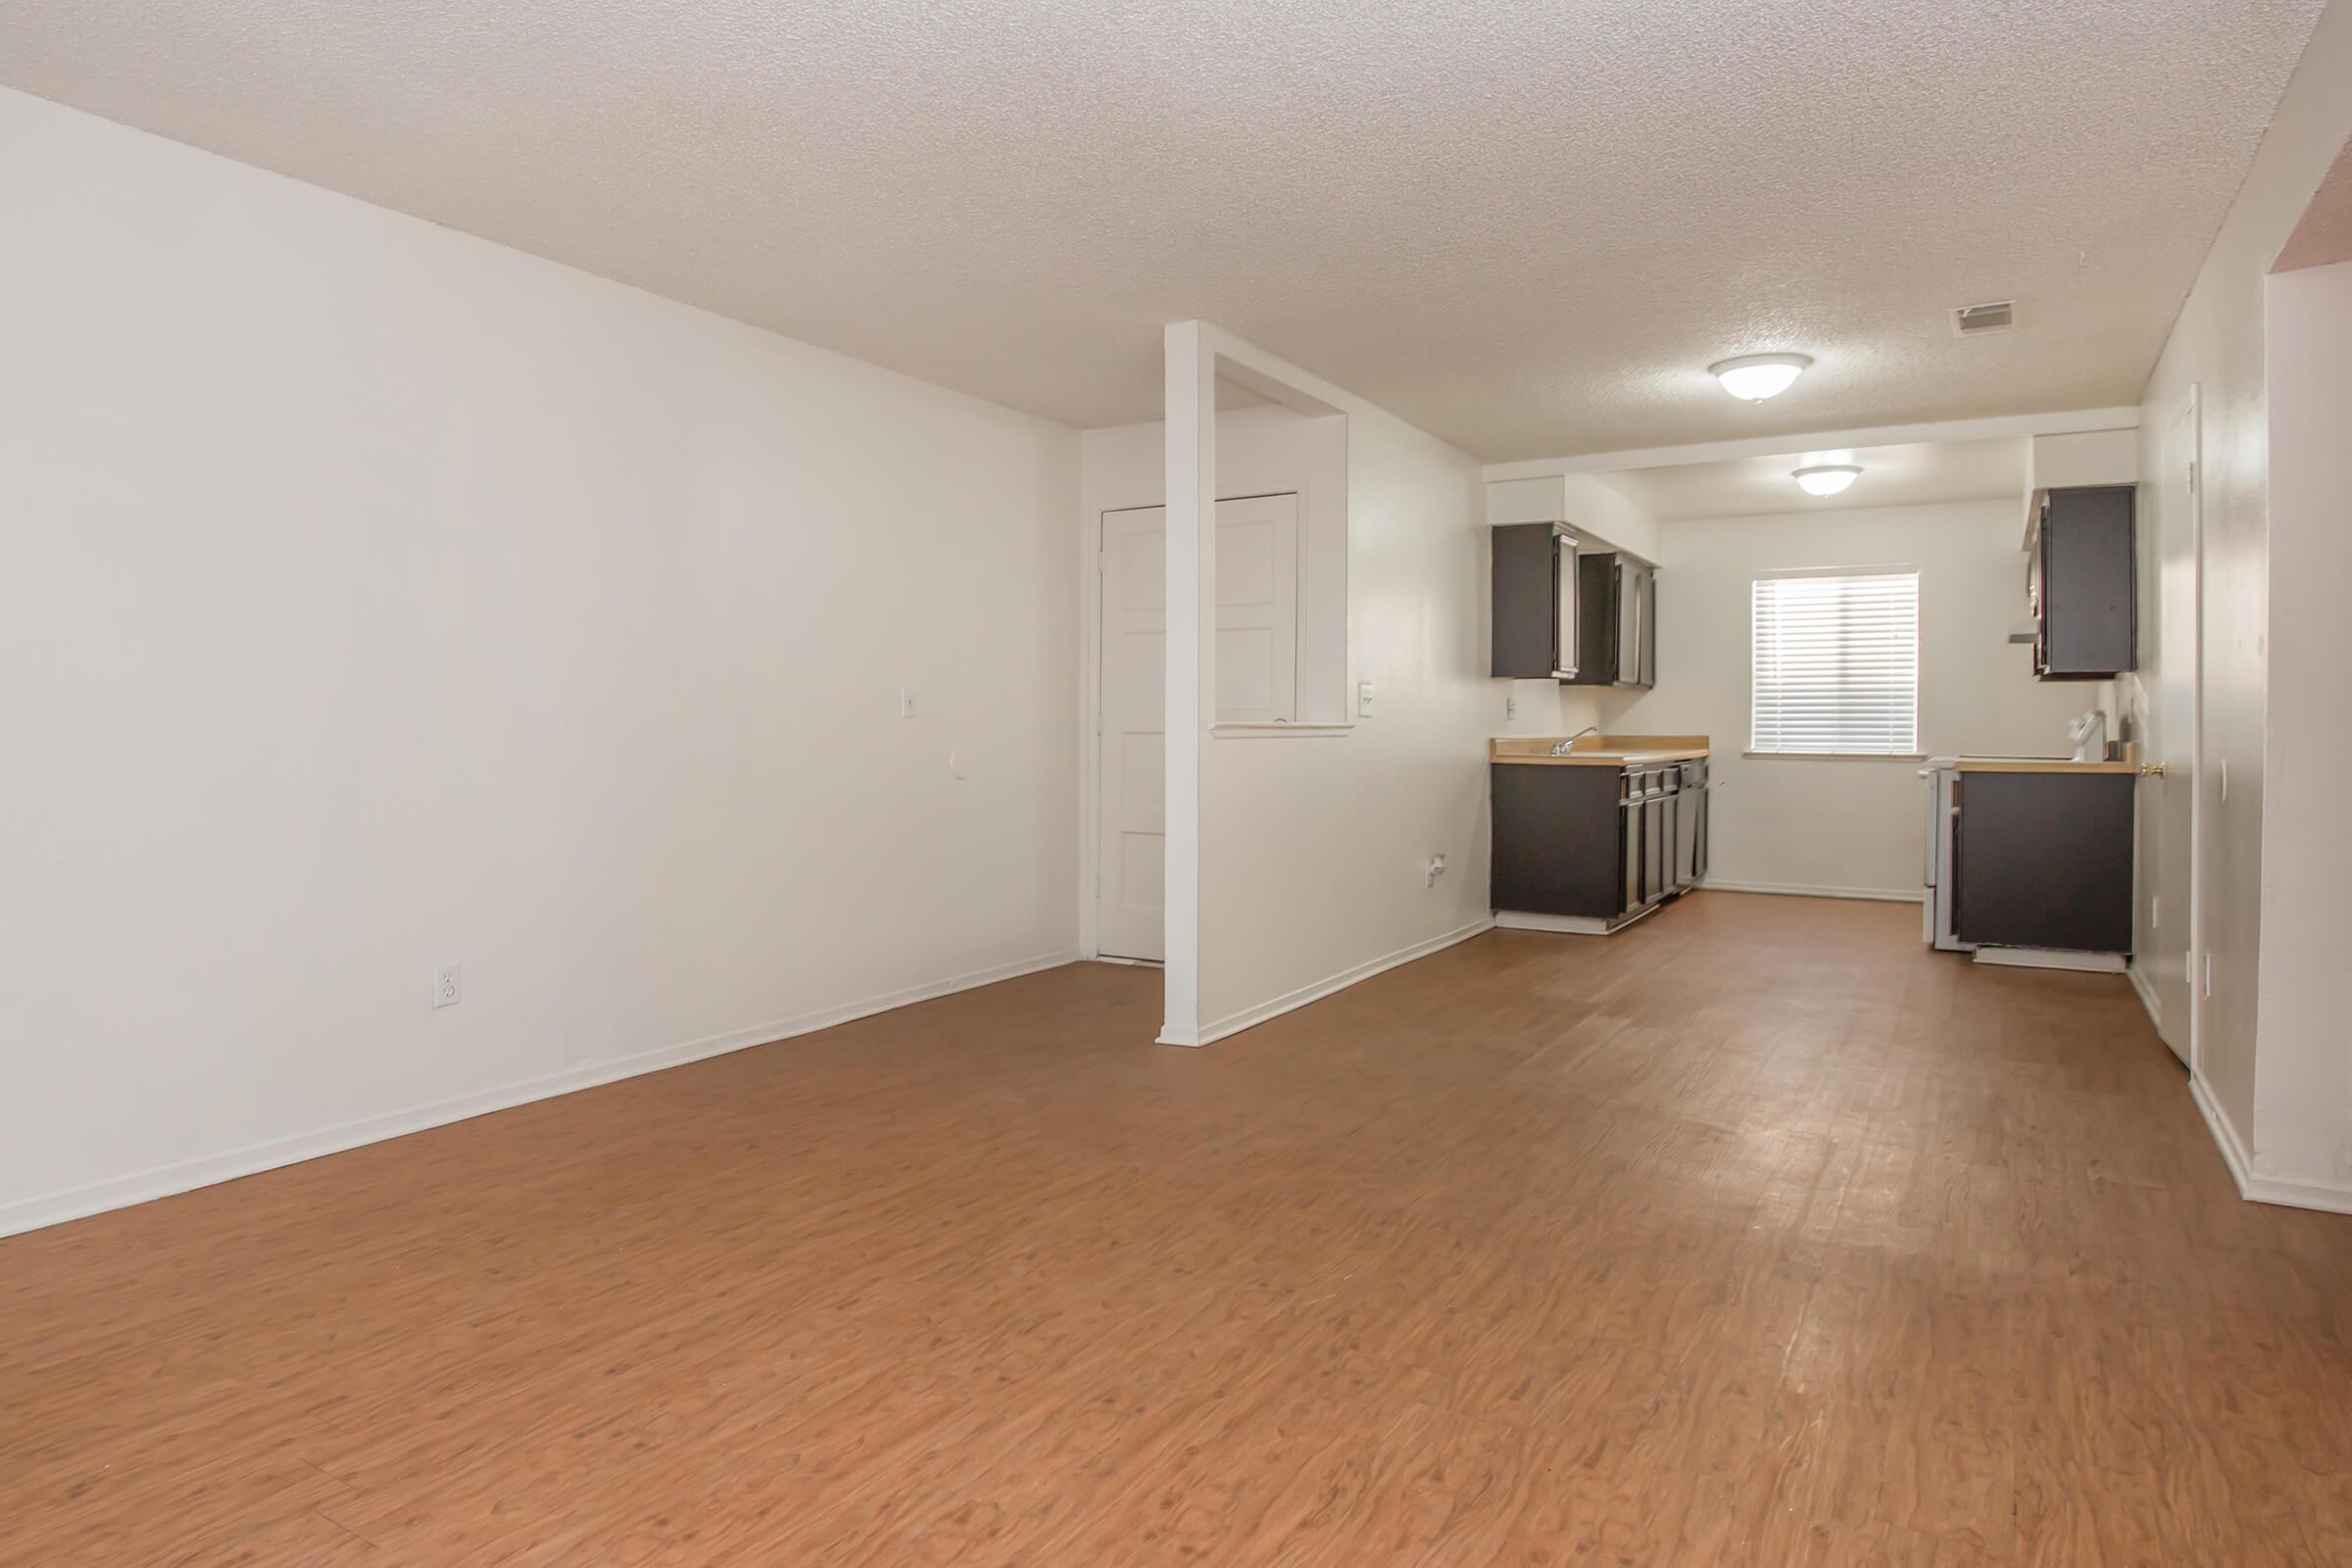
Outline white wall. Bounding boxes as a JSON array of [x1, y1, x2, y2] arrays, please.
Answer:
[[2254, 258, 2352, 1196], [1612, 501, 2085, 899], [1080, 392, 1509, 1034], [0, 90, 1081, 1232], [1197, 402, 1498, 1034], [2133, 0, 2352, 1199]]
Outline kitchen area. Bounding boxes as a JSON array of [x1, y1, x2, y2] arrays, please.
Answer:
[[1483, 440, 2146, 973], [1485, 495, 1714, 936], [1484, 479, 1712, 935], [1921, 479, 2142, 972], [1490, 734, 1710, 935]]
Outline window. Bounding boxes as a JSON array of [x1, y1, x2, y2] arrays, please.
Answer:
[[1750, 569, 1919, 756]]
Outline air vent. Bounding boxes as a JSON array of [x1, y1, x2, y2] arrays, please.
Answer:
[[1951, 300, 2016, 335]]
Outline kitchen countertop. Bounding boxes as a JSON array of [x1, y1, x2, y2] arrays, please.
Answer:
[[1491, 734, 1710, 767], [1953, 743, 2139, 776]]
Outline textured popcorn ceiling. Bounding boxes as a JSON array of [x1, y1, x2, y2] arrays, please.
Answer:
[[0, 1, 2327, 460]]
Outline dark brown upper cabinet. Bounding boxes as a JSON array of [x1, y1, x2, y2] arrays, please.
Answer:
[[1490, 522, 1581, 681], [2029, 485, 2136, 679], [1567, 551, 1656, 690]]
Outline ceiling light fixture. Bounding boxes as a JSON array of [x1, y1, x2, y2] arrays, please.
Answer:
[[1709, 353, 1813, 402], [1791, 464, 1863, 497]]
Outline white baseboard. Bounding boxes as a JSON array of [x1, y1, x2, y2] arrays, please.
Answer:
[[1494, 908, 1638, 937], [0, 949, 1078, 1240], [2188, 1072, 2352, 1216], [1191, 918, 1494, 1047], [2127, 960, 2161, 1027], [1699, 879, 1924, 905], [1973, 946, 2127, 974]]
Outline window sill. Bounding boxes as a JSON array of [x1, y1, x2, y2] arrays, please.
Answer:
[[1741, 751, 1928, 762], [1211, 722, 1356, 739]]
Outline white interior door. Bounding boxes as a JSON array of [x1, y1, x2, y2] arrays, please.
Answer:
[[2152, 387, 2201, 1066], [1098, 506, 1169, 962], [1096, 494, 1298, 961]]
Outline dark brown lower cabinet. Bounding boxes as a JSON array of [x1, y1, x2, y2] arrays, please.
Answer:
[[1492, 764, 1626, 918], [1492, 760, 1706, 923], [1952, 771, 2132, 953]]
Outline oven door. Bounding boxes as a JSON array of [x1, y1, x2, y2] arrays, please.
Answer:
[[1922, 767, 1940, 944], [1923, 766, 1972, 951]]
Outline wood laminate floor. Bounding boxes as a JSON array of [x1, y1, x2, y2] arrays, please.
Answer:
[[6, 894, 2350, 1566]]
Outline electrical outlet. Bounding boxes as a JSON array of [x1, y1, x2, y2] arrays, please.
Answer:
[[433, 963, 462, 1008], [1505, 690, 1519, 721], [899, 689, 916, 719], [1357, 680, 1376, 717], [1426, 853, 1446, 888]]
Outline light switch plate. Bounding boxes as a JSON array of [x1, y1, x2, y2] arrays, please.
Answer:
[[1357, 680, 1375, 717]]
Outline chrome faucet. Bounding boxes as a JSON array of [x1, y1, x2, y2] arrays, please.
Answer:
[[1551, 725, 1602, 757]]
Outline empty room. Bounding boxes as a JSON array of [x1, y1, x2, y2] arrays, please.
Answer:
[[7, 3, 2352, 1563]]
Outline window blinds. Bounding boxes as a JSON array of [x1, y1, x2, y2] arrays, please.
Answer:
[[1750, 570, 1919, 756]]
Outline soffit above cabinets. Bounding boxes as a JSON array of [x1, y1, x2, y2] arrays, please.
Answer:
[[1594, 438, 2027, 522]]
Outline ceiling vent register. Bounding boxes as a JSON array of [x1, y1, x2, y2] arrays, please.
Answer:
[[1951, 300, 2017, 335]]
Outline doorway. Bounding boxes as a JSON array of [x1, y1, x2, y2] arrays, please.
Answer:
[[1094, 493, 1299, 961]]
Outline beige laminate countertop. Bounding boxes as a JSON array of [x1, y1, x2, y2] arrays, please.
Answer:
[[1954, 743, 2138, 776], [1491, 735, 1710, 767]]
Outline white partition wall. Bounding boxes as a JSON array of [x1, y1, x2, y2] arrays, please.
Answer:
[[1155, 324, 1492, 1046], [1158, 323, 1216, 1044]]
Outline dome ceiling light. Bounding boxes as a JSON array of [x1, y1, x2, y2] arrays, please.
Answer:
[[1791, 464, 1863, 497], [1708, 353, 1813, 402]]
